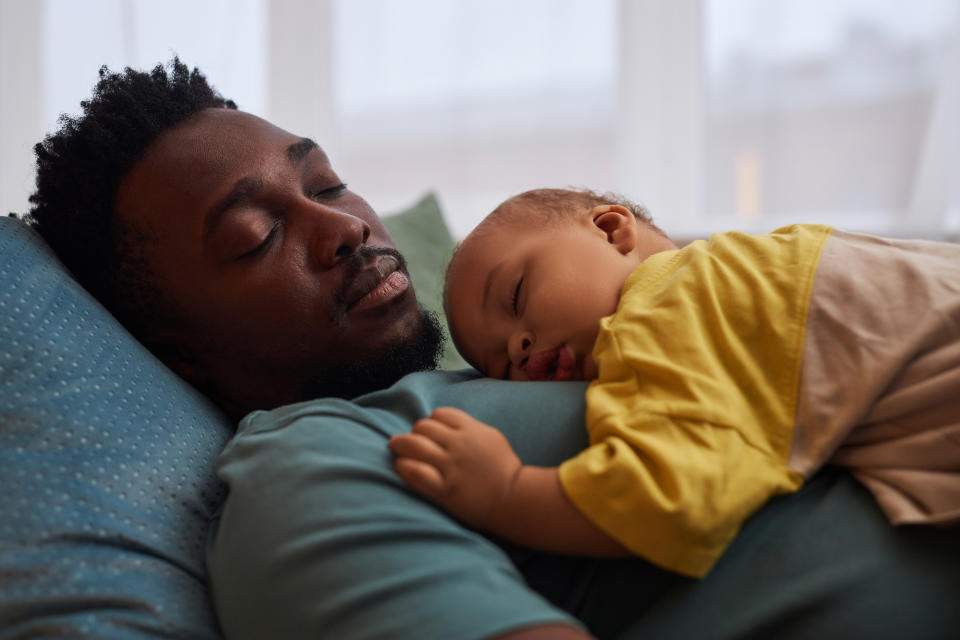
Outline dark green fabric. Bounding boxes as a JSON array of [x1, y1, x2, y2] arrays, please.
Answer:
[[614, 466, 960, 639], [383, 193, 468, 370]]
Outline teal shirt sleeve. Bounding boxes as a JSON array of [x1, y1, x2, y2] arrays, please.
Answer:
[[206, 370, 589, 640]]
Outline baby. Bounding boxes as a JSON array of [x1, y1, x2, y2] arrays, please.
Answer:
[[389, 188, 960, 577]]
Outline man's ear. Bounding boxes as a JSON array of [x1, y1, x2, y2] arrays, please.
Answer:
[[589, 205, 636, 255]]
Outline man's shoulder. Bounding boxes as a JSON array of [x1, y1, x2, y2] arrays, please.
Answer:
[[237, 369, 482, 439], [215, 371, 487, 516], [229, 368, 590, 469]]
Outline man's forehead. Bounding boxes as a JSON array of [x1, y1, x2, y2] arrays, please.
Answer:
[[114, 109, 327, 232], [161, 109, 323, 161], [127, 109, 327, 186]]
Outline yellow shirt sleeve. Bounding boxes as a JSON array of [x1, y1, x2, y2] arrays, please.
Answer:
[[559, 224, 831, 577]]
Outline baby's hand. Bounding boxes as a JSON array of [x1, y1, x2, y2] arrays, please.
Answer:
[[388, 407, 522, 530]]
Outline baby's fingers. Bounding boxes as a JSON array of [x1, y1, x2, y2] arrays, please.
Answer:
[[388, 432, 447, 466], [410, 417, 458, 447], [393, 457, 446, 499]]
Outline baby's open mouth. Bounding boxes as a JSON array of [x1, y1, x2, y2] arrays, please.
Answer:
[[526, 345, 577, 381]]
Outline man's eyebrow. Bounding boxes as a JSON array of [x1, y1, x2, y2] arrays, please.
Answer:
[[204, 139, 318, 237], [204, 176, 265, 238], [482, 261, 505, 312], [287, 137, 319, 165]]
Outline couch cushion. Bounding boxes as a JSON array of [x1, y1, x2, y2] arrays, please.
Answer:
[[0, 216, 232, 638], [0, 192, 461, 637], [381, 192, 467, 370]]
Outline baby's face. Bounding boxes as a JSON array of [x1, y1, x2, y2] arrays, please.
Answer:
[[446, 207, 665, 381]]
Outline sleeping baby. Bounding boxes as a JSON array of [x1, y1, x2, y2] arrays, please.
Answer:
[[388, 187, 960, 577]]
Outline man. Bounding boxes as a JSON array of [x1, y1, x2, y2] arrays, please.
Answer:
[[26, 60, 960, 640], [27, 58, 589, 639], [28, 61, 443, 419]]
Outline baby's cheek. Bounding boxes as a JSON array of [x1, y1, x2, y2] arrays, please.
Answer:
[[508, 365, 528, 382]]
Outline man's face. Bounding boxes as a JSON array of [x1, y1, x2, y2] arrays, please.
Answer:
[[115, 108, 440, 415]]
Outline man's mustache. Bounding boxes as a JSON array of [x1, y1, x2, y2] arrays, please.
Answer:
[[331, 246, 409, 316], [345, 246, 408, 276]]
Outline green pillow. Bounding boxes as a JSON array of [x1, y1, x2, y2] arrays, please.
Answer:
[[383, 193, 467, 370]]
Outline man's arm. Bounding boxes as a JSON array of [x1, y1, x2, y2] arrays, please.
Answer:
[[209, 400, 587, 640], [390, 407, 630, 557]]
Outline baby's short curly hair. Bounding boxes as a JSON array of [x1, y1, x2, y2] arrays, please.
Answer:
[[24, 58, 236, 341], [487, 187, 655, 226], [443, 187, 663, 338]]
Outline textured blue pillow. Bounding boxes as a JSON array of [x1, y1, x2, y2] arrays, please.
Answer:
[[0, 217, 232, 638]]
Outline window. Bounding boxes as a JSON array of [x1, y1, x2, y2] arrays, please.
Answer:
[[703, 0, 959, 236], [2, 0, 956, 239], [330, 0, 619, 237], [43, 0, 266, 125], [0, 0, 265, 218]]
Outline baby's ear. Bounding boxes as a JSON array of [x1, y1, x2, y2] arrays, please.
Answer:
[[589, 205, 636, 255]]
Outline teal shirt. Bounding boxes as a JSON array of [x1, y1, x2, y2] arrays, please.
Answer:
[[207, 370, 599, 640], [206, 370, 960, 640]]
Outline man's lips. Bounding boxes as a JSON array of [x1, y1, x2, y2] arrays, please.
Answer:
[[344, 254, 410, 312], [525, 345, 577, 381]]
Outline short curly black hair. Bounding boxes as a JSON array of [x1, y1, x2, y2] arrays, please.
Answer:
[[487, 187, 655, 226], [24, 57, 236, 341]]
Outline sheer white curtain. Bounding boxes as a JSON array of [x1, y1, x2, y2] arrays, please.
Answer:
[[279, 0, 960, 239], [330, 0, 618, 238], [0, 0, 266, 218], [0, 0, 43, 219], [1, 0, 957, 239], [699, 0, 960, 238]]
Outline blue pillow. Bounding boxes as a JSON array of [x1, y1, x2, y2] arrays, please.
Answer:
[[0, 217, 232, 637], [0, 193, 465, 637]]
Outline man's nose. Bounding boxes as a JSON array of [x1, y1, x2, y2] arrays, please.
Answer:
[[507, 330, 534, 372], [308, 207, 371, 269]]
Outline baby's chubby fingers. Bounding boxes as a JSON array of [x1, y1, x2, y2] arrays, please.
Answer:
[[427, 406, 482, 428], [388, 432, 447, 467], [389, 433, 451, 499], [407, 414, 462, 447], [426, 407, 510, 453], [393, 457, 447, 499]]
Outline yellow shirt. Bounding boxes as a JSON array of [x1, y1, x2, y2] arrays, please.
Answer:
[[558, 224, 832, 577]]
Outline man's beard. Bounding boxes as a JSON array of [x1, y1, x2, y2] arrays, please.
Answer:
[[301, 306, 445, 400]]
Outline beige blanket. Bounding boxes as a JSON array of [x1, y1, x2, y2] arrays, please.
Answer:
[[790, 230, 960, 525]]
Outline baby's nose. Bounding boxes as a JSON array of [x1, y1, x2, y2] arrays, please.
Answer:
[[508, 331, 534, 369]]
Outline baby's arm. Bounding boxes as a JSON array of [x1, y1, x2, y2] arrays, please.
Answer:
[[388, 407, 629, 557]]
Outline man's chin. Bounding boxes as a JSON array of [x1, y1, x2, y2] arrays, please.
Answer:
[[302, 306, 445, 401]]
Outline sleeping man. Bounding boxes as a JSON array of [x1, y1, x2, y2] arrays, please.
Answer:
[[24, 59, 960, 639]]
